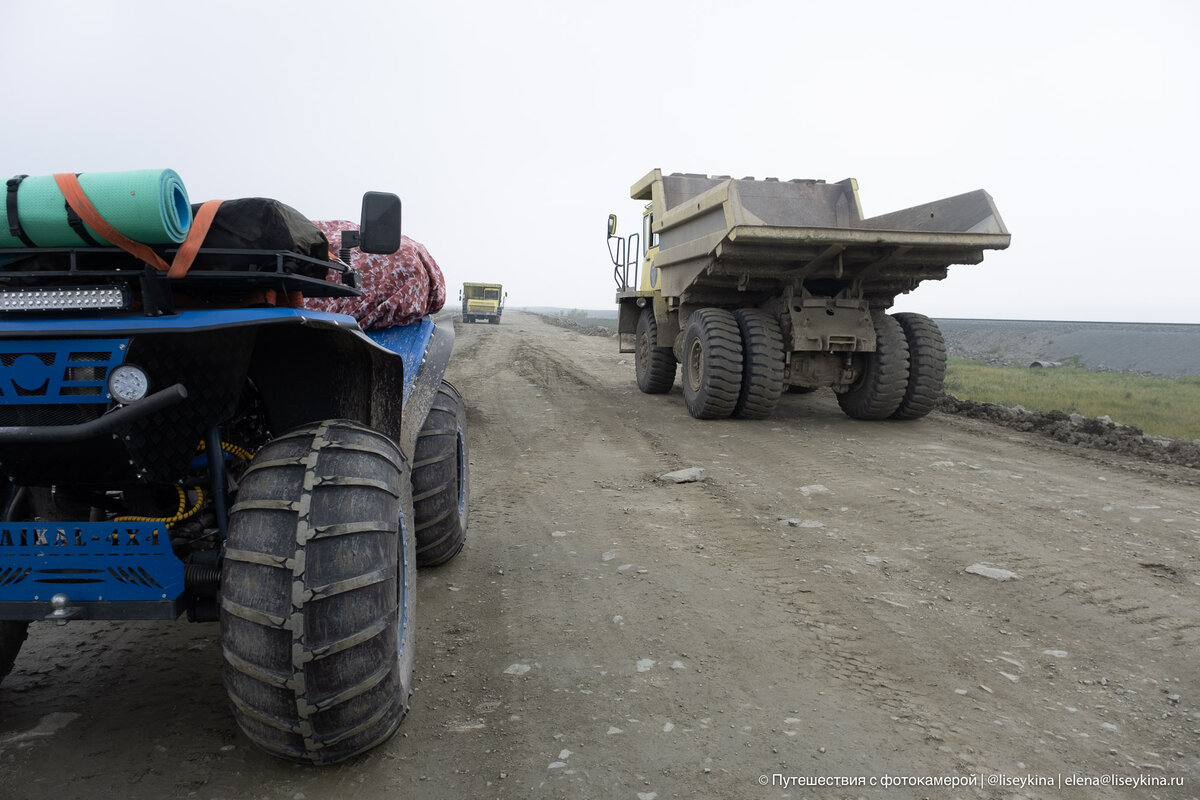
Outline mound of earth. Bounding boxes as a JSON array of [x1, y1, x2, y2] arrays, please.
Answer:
[[937, 393, 1200, 469], [535, 313, 617, 338]]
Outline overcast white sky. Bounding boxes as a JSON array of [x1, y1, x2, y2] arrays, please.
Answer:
[[3, 0, 1197, 322]]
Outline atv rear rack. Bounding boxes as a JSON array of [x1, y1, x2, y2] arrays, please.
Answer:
[[0, 246, 361, 316]]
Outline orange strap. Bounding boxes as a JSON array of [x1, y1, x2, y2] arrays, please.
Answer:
[[53, 173, 223, 279], [167, 199, 222, 278], [54, 173, 170, 270], [245, 289, 303, 308]]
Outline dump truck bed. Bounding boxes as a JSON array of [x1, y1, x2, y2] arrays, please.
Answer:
[[634, 170, 1010, 307]]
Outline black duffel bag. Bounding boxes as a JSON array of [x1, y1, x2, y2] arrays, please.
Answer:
[[186, 198, 329, 276]]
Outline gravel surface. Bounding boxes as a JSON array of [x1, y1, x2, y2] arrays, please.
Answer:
[[2, 311, 1197, 800]]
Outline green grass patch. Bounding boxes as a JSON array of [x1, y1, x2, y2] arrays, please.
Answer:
[[943, 358, 1200, 440]]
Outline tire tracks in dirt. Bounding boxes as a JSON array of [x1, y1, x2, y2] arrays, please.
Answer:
[[3, 310, 1196, 799], [444, 312, 1200, 793]]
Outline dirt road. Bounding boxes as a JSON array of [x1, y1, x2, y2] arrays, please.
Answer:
[[2, 310, 1197, 799]]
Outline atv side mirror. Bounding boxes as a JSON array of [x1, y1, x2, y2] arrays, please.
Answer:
[[607, 214, 617, 237], [359, 192, 402, 254]]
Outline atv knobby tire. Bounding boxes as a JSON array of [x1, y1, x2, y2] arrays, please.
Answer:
[[732, 309, 786, 419], [635, 307, 677, 394], [220, 419, 416, 764], [836, 311, 910, 420], [681, 308, 744, 419], [0, 621, 29, 684], [890, 312, 947, 420], [413, 381, 469, 567]]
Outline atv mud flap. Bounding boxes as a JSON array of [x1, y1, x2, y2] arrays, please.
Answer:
[[366, 315, 455, 458], [0, 520, 186, 620]]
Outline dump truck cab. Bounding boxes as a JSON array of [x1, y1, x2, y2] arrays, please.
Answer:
[[608, 205, 663, 340], [460, 282, 506, 324]]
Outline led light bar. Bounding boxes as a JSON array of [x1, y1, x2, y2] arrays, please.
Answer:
[[0, 286, 129, 313]]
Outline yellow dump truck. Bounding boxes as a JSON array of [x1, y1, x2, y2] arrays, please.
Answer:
[[460, 282, 506, 324], [606, 169, 1010, 420]]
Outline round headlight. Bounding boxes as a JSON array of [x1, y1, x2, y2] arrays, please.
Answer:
[[108, 364, 149, 404]]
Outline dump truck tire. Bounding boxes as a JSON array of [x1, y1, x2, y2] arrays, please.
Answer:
[[413, 381, 469, 567], [836, 312, 910, 420], [220, 419, 416, 765], [891, 312, 946, 420], [0, 621, 29, 684], [635, 307, 678, 394], [733, 309, 786, 419], [681, 308, 743, 419]]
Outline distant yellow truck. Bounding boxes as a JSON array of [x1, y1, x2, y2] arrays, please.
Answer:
[[460, 282, 506, 325]]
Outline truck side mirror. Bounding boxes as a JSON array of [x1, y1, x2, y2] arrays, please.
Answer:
[[359, 192, 402, 254], [607, 214, 618, 237]]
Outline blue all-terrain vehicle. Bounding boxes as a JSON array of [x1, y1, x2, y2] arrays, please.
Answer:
[[0, 184, 468, 763]]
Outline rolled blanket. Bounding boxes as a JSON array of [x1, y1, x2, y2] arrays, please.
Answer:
[[304, 220, 447, 330]]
